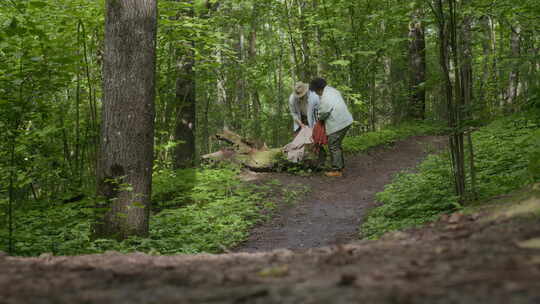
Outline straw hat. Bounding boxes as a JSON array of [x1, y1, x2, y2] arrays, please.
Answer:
[[293, 82, 309, 98]]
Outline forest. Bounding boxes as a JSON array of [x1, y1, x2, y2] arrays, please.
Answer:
[[1, 0, 540, 259]]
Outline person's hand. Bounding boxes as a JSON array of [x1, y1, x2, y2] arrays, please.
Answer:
[[300, 123, 307, 129]]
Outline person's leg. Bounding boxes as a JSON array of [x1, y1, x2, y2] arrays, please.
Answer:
[[328, 126, 350, 171], [317, 145, 327, 168], [335, 126, 350, 170]]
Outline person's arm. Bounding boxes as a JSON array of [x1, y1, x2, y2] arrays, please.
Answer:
[[312, 93, 320, 114], [317, 96, 333, 121], [307, 93, 320, 127], [289, 95, 305, 128]]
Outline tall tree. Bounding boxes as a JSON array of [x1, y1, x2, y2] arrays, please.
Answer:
[[248, 2, 262, 137], [506, 24, 522, 111], [173, 43, 196, 168], [173, 1, 196, 169], [478, 15, 496, 112], [95, 0, 158, 239], [431, 0, 467, 201], [408, 6, 426, 120]]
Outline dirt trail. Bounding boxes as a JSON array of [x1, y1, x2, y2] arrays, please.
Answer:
[[238, 136, 447, 252]]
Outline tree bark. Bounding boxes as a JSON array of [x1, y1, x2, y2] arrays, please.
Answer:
[[284, 0, 302, 80], [248, 29, 262, 138], [432, 0, 466, 201], [173, 46, 196, 169], [460, 5, 473, 109], [95, 0, 157, 240], [234, 26, 246, 132], [506, 24, 522, 111], [297, 0, 313, 80], [478, 16, 496, 111], [202, 130, 282, 171], [460, 0, 476, 199], [408, 9, 427, 120], [173, 1, 196, 169]]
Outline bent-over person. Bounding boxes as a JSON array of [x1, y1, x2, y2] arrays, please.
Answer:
[[288, 82, 320, 134]]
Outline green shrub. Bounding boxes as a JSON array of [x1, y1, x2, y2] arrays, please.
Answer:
[[1, 166, 267, 256], [361, 114, 540, 239], [343, 121, 445, 154], [527, 130, 540, 182]]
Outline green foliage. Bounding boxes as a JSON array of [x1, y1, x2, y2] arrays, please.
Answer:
[[343, 121, 446, 154], [528, 130, 540, 181], [361, 154, 458, 238], [0, 166, 268, 256], [472, 115, 540, 196], [361, 114, 540, 239]]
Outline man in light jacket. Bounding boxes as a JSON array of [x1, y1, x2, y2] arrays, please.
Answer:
[[310, 77, 353, 177], [288, 82, 320, 134]]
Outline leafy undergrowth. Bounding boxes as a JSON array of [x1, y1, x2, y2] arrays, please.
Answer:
[[343, 120, 446, 154], [361, 113, 540, 239], [0, 165, 273, 256]]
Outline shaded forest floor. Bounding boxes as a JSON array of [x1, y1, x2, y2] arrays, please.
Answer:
[[2, 184, 540, 303], [3, 136, 540, 303], [238, 135, 447, 252]]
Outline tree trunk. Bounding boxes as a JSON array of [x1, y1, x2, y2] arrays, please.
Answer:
[[460, 0, 476, 199], [173, 47, 196, 169], [449, 0, 466, 202], [506, 24, 522, 111], [284, 0, 302, 80], [202, 130, 282, 171], [478, 16, 495, 112], [460, 7, 473, 109], [408, 9, 426, 120], [433, 0, 466, 202], [95, 0, 157, 240], [235, 26, 246, 132], [201, 92, 211, 155], [297, 0, 313, 80], [173, 1, 196, 169], [248, 29, 262, 138]]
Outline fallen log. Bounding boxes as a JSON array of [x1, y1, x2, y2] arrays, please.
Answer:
[[202, 130, 320, 171]]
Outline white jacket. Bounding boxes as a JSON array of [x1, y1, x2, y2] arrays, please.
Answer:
[[317, 86, 353, 135]]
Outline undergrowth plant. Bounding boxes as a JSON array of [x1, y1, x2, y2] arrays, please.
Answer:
[[343, 121, 446, 154], [361, 113, 540, 239], [0, 165, 270, 256]]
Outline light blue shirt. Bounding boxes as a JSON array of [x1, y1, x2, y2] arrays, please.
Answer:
[[317, 86, 353, 135], [289, 91, 320, 131]]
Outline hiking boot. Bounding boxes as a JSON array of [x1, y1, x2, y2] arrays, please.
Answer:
[[325, 170, 343, 177]]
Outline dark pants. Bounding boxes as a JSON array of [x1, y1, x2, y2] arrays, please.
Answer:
[[328, 126, 350, 171]]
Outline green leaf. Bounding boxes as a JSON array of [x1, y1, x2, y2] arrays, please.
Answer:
[[29, 1, 48, 8], [6, 18, 19, 37], [329, 59, 350, 66], [356, 51, 377, 57]]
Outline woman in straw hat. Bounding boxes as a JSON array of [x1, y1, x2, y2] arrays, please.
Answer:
[[288, 81, 320, 134]]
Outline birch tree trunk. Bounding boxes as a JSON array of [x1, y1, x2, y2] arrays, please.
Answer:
[[249, 29, 262, 137], [506, 24, 522, 111], [478, 16, 496, 111], [95, 0, 157, 240]]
